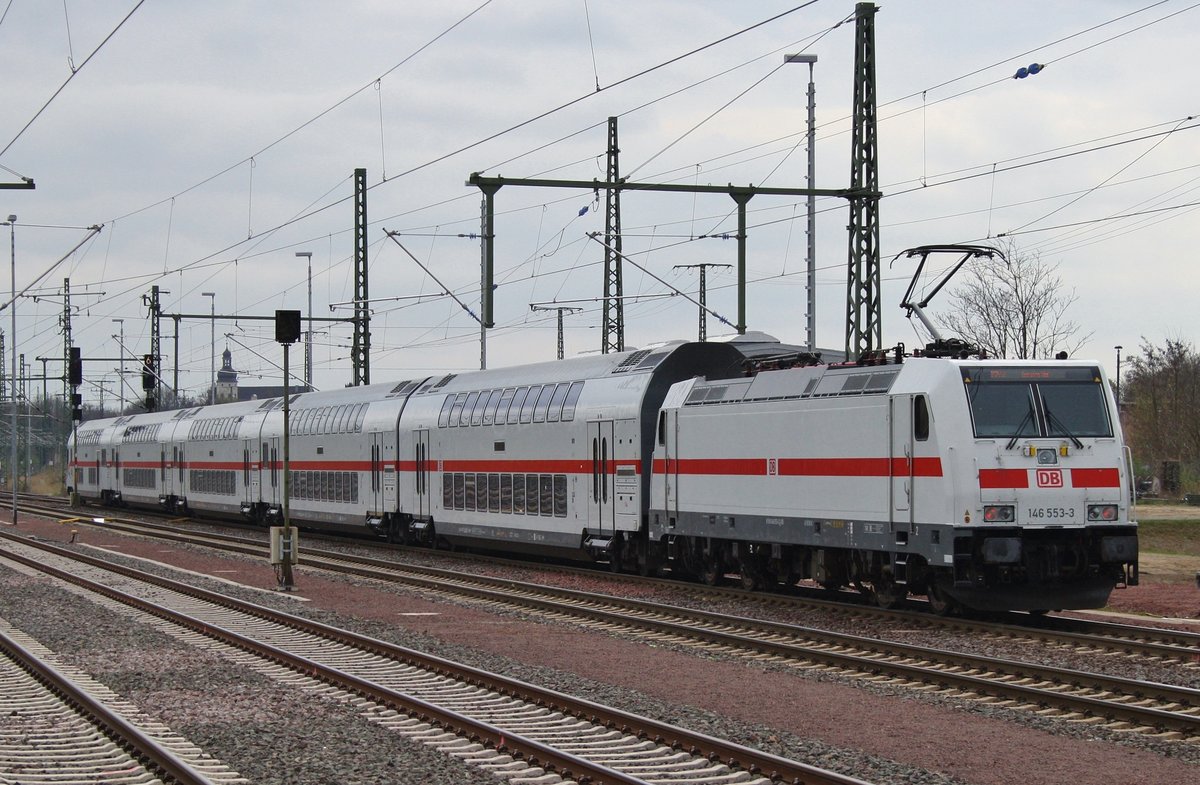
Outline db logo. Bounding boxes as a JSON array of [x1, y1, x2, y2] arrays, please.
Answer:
[[1036, 468, 1063, 488], [768, 458, 778, 476]]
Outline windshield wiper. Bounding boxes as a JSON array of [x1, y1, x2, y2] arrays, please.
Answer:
[[1005, 408, 1036, 450], [1043, 406, 1084, 449]]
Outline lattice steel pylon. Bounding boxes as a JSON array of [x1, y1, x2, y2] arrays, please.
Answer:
[[61, 279, 72, 404], [352, 168, 371, 385], [845, 2, 882, 360], [144, 285, 161, 410], [602, 117, 624, 354]]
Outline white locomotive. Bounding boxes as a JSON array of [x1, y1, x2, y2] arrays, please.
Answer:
[[67, 336, 1137, 614]]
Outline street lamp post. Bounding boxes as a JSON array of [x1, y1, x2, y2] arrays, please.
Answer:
[[4, 214, 15, 525], [295, 251, 312, 389], [112, 319, 125, 412], [202, 292, 215, 405], [784, 52, 818, 351], [1115, 345, 1123, 407]]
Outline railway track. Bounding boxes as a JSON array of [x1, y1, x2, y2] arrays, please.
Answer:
[[0, 532, 874, 785], [30, 499, 1200, 662], [36, 500, 1200, 667], [0, 621, 245, 785], [9, 510, 1200, 744]]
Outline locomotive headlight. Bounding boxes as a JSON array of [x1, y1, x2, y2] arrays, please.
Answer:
[[1036, 448, 1057, 465], [983, 504, 1015, 523], [1087, 504, 1118, 521]]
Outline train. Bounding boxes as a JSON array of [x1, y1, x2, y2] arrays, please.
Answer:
[[66, 334, 1139, 614]]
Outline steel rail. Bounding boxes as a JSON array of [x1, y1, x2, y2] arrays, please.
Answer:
[[0, 625, 221, 785]]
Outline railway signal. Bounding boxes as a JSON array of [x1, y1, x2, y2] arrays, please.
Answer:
[[273, 309, 301, 591]]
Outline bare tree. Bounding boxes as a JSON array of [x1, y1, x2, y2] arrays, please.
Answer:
[[1122, 337, 1200, 485], [935, 240, 1089, 359]]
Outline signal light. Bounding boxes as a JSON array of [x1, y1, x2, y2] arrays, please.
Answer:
[[142, 354, 156, 390], [1087, 504, 1118, 521], [68, 346, 82, 386]]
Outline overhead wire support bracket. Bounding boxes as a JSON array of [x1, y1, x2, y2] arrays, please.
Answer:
[[384, 231, 483, 326], [586, 233, 733, 331]]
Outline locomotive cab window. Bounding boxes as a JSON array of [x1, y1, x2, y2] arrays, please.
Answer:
[[962, 365, 1112, 440], [914, 395, 929, 441]]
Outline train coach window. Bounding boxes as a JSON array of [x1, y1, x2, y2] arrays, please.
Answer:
[[453, 473, 465, 510], [520, 385, 542, 423], [460, 392, 481, 427], [353, 403, 367, 432], [513, 474, 526, 514], [449, 393, 468, 427], [464, 473, 477, 510], [657, 411, 666, 446], [532, 385, 556, 422], [508, 387, 530, 424], [546, 383, 570, 422], [539, 475, 554, 517], [470, 392, 488, 426], [488, 473, 500, 512], [501, 474, 513, 513], [553, 475, 567, 517], [443, 474, 453, 508], [494, 388, 516, 425], [914, 396, 929, 441], [526, 473, 540, 515], [481, 389, 502, 425], [560, 381, 584, 421]]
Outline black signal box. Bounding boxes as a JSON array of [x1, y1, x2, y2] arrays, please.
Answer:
[[275, 310, 302, 344]]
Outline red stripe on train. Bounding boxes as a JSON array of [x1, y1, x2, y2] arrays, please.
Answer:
[[1070, 468, 1121, 487], [979, 469, 1030, 488], [650, 457, 943, 477], [978, 468, 1122, 489]]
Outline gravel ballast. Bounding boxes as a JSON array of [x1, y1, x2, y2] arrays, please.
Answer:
[[3, 513, 1198, 785]]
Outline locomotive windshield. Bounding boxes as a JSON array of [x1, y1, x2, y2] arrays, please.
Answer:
[[961, 365, 1112, 440]]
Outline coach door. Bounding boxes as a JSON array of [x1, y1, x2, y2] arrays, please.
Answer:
[[660, 409, 679, 522], [889, 394, 915, 532], [243, 439, 256, 507], [588, 420, 615, 534], [264, 437, 280, 508], [368, 433, 384, 513], [413, 429, 430, 518]]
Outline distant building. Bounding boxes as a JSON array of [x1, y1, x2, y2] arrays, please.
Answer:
[[211, 346, 312, 403]]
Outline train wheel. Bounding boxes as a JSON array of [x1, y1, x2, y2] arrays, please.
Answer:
[[927, 582, 957, 616], [701, 555, 724, 586], [871, 577, 905, 609]]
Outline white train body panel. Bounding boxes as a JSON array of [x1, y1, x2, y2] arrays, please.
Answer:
[[649, 357, 1136, 611]]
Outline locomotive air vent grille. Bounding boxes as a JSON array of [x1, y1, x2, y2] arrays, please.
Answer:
[[430, 373, 457, 390], [612, 349, 652, 373], [387, 379, 419, 397]]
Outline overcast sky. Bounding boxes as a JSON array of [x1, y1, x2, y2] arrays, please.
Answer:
[[2, 0, 1197, 408]]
